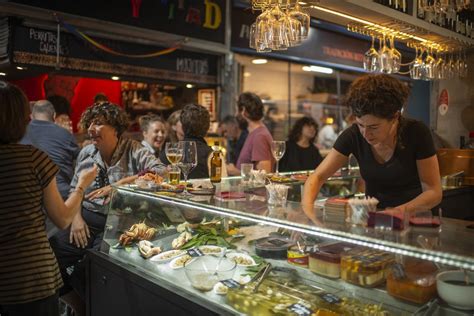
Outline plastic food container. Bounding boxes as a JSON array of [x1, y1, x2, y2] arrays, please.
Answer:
[[287, 245, 309, 268], [255, 236, 295, 259], [309, 243, 355, 279], [386, 258, 437, 304], [340, 248, 394, 287]]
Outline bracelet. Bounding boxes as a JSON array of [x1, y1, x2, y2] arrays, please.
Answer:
[[73, 186, 85, 198]]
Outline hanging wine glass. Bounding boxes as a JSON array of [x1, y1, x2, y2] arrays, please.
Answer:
[[255, 9, 274, 52], [435, 51, 446, 79], [390, 35, 402, 73], [363, 35, 380, 72], [288, 1, 310, 41], [379, 34, 393, 74], [410, 45, 423, 80], [269, 4, 289, 51]]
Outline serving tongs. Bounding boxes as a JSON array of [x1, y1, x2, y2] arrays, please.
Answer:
[[247, 263, 273, 293]]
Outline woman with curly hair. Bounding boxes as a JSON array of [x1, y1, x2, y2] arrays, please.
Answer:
[[303, 74, 441, 214], [279, 117, 323, 172], [49, 102, 165, 315]]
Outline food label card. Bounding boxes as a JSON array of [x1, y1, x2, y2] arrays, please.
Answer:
[[288, 303, 312, 316], [186, 248, 204, 257], [220, 279, 240, 289]]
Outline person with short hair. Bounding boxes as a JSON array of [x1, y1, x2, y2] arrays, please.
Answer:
[[21, 100, 80, 200], [93, 92, 108, 104], [303, 74, 442, 215], [279, 117, 323, 172], [0, 81, 97, 316], [166, 110, 184, 143], [219, 115, 248, 165], [48, 95, 73, 133], [49, 102, 165, 315], [233, 92, 273, 174], [139, 114, 167, 158], [159, 104, 211, 179]]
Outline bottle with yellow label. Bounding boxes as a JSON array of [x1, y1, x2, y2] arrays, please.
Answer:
[[210, 141, 222, 183]]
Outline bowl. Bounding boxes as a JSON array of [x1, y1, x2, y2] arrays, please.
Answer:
[[437, 270, 474, 310], [184, 256, 236, 292]]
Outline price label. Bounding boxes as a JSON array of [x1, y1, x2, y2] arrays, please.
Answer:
[[288, 303, 312, 316], [186, 248, 204, 257], [220, 279, 241, 289], [318, 293, 341, 304]]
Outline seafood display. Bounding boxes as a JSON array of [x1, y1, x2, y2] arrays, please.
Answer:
[[169, 255, 192, 269], [225, 252, 256, 266], [151, 250, 185, 263], [119, 222, 157, 246], [137, 240, 162, 259], [172, 231, 193, 249]]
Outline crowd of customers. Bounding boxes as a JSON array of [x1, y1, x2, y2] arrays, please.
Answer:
[[0, 82, 328, 315]]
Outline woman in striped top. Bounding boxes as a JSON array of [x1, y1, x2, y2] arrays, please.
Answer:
[[0, 81, 97, 316]]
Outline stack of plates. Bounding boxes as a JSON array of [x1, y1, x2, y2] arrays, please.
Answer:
[[324, 198, 350, 223]]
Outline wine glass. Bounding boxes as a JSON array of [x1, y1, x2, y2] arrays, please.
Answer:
[[165, 142, 183, 166], [363, 35, 379, 72], [271, 141, 286, 175], [177, 141, 197, 195]]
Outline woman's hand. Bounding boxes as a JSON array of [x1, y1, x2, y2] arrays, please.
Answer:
[[86, 185, 112, 200], [77, 165, 98, 189], [69, 213, 90, 248]]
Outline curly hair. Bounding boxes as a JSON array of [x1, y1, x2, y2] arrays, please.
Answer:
[[180, 104, 210, 138], [79, 102, 129, 136], [237, 92, 264, 121], [139, 114, 165, 132], [344, 74, 409, 119], [0, 81, 30, 144], [288, 116, 319, 144]]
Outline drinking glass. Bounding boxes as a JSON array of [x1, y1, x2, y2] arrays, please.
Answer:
[[389, 35, 401, 73], [410, 46, 423, 80], [240, 163, 253, 183], [378, 34, 393, 74], [363, 35, 379, 72], [177, 141, 197, 195], [168, 165, 181, 185], [165, 142, 183, 166], [271, 140, 286, 175], [288, 2, 310, 41]]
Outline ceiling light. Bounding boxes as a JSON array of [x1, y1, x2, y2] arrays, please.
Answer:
[[111, 76, 120, 80], [186, 84, 194, 88], [243, 72, 251, 77], [0, 72, 6, 76], [252, 59, 268, 65], [16, 66, 24, 70], [302, 65, 334, 74]]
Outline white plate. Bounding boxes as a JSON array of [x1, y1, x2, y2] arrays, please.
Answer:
[[226, 252, 257, 267], [150, 250, 185, 264], [198, 245, 225, 256], [169, 254, 193, 269]]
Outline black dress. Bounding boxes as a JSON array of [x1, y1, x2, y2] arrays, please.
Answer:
[[279, 140, 323, 172], [333, 119, 436, 208]]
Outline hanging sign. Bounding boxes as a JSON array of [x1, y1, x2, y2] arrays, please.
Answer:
[[438, 89, 449, 116], [198, 88, 216, 120]]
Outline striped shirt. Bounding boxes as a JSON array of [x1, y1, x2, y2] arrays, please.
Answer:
[[0, 144, 63, 304]]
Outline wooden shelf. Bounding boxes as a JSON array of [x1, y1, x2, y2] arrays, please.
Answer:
[[309, 0, 474, 47]]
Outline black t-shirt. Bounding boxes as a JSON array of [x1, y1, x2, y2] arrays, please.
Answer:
[[279, 140, 323, 172], [333, 119, 436, 208]]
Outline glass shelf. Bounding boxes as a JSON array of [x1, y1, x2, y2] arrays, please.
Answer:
[[113, 174, 474, 270]]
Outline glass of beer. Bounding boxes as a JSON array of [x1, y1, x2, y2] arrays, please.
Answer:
[[168, 165, 181, 185]]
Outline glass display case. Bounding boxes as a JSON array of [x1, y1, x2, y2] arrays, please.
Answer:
[[94, 174, 474, 316]]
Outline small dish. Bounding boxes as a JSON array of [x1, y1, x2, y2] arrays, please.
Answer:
[[150, 250, 185, 264], [226, 252, 257, 267], [437, 270, 474, 310], [169, 254, 193, 269], [198, 245, 225, 256]]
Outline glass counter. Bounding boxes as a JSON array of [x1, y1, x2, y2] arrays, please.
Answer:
[[97, 173, 474, 315]]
